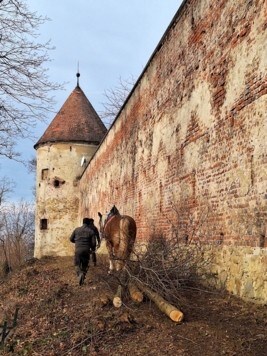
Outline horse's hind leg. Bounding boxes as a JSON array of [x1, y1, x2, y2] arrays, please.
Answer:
[[108, 259, 115, 274], [106, 240, 115, 274]]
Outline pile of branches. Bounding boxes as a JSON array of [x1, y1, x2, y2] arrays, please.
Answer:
[[125, 234, 210, 308], [104, 202, 213, 320]]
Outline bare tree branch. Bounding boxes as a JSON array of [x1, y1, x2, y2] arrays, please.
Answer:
[[0, 177, 14, 207], [27, 156, 36, 173], [100, 76, 135, 127], [0, 0, 62, 159]]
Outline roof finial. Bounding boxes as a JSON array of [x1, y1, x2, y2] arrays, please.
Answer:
[[76, 61, 80, 87]]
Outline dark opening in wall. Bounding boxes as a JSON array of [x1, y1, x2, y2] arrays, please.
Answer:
[[54, 179, 60, 188], [53, 177, 65, 188], [41, 169, 49, 180], [40, 219, 48, 230]]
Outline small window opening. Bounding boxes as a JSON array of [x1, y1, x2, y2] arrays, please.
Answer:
[[40, 219, 48, 230], [41, 169, 49, 180], [54, 179, 60, 188], [53, 177, 65, 188]]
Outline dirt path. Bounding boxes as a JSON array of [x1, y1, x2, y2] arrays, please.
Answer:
[[0, 256, 266, 355]]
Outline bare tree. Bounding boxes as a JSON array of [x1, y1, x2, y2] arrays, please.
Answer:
[[0, 177, 14, 274], [100, 76, 135, 127], [0, 177, 14, 207], [0, 200, 34, 272], [27, 156, 36, 174], [0, 179, 34, 273], [0, 0, 61, 159]]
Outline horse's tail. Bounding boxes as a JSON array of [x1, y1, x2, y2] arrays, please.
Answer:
[[115, 216, 136, 270]]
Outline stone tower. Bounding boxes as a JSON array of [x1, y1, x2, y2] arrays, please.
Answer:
[[34, 78, 107, 258]]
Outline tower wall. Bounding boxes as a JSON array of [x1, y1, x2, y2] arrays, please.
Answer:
[[34, 142, 97, 258]]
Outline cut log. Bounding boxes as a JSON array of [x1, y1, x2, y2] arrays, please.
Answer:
[[113, 285, 122, 308], [137, 283, 184, 323], [128, 281, 143, 303]]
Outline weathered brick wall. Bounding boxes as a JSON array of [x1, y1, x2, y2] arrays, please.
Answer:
[[79, 0, 267, 301]]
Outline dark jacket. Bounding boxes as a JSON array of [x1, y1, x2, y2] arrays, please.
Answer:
[[70, 224, 97, 252], [91, 224, 100, 246]]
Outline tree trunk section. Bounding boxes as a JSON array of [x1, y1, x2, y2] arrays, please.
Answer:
[[113, 285, 122, 308], [137, 282, 184, 323], [128, 281, 143, 303]]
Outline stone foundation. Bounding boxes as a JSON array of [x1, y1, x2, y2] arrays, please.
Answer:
[[205, 246, 267, 304]]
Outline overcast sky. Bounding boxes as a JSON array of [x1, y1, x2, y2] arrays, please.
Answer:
[[0, 0, 182, 202]]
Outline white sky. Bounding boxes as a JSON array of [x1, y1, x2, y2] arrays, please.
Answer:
[[0, 0, 183, 202]]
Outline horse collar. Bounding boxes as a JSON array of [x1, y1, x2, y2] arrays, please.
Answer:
[[105, 214, 116, 227]]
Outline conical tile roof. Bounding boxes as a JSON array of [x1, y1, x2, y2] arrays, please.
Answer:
[[34, 85, 107, 149]]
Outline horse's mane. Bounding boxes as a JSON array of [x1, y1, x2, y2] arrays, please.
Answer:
[[104, 205, 120, 224], [110, 205, 120, 216]]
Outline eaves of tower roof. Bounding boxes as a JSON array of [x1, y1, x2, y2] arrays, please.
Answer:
[[34, 85, 107, 149]]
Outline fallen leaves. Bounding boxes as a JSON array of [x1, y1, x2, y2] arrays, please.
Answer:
[[0, 256, 266, 356]]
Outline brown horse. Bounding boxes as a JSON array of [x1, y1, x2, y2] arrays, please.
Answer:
[[98, 206, 136, 273]]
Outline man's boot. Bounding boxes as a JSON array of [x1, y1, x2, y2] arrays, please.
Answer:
[[92, 252, 97, 266], [78, 272, 85, 286]]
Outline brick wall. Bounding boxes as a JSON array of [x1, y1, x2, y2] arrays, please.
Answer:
[[79, 0, 267, 301]]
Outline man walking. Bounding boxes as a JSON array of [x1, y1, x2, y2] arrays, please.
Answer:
[[87, 218, 101, 266], [70, 217, 100, 285]]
